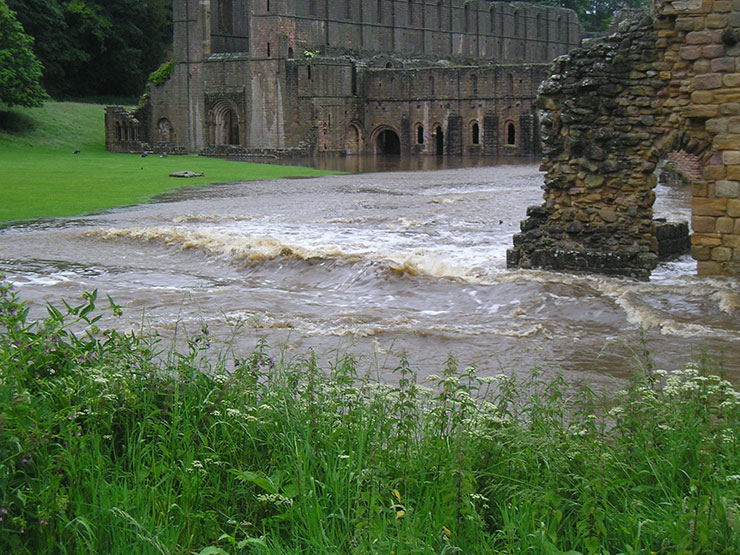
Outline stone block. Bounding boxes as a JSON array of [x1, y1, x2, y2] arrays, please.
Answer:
[[723, 234, 740, 248], [686, 30, 714, 44], [693, 197, 728, 216], [713, 89, 740, 103], [712, 246, 733, 261], [720, 103, 740, 115], [714, 133, 740, 149], [728, 199, 740, 216], [735, 219, 740, 233], [680, 45, 703, 60], [723, 150, 740, 164], [703, 165, 726, 180], [726, 165, 740, 179], [724, 74, 740, 88], [694, 73, 724, 89], [691, 90, 714, 103], [692, 233, 723, 247], [692, 215, 717, 232], [703, 45, 726, 58], [692, 244, 711, 260], [706, 14, 730, 28], [684, 104, 720, 117], [716, 180, 740, 197], [717, 217, 735, 232], [692, 180, 709, 196], [712, 57, 737, 72], [715, 1, 732, 12], [698, 261, 723, 275], [706, 117, 729, 133]]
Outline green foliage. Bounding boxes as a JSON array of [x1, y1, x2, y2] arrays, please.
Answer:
[[7, 0, 172, 97], [0, 0, 48, 107], [148, 58, 175, 87], [1, 281, 740, 552], [525, 0, 651, 33]]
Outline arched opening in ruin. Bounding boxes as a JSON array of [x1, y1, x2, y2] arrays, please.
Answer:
[[345, 122, 364, 154], [209, 101, 241, 146], [434, 125, 444, 155], [375, 128, 401, 155], [416, 124, 424, 145], [506, 122, 516, 145], [471, 122, 480, 145], [115, 122, 122, 141], [157, 117, 174, 143], [288, 47, 294, 59]]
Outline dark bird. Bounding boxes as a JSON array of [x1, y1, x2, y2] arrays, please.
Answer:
[[73, 149, 80, 154], [141, 152, 148, 158]]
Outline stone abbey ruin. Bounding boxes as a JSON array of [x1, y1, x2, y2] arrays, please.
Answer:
[[105, 0, 581, 157], [508, 0, 740, 277], [105, 0, 740, 278]]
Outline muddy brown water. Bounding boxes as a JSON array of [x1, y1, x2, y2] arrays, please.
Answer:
[[1, 160, 738, 389]]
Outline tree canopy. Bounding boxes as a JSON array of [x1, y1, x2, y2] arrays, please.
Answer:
[[0, 0, 48, 107], [527, 0, 651, 33], [6, 0, 171, 98]]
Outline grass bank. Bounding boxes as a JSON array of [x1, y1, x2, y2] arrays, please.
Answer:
[[1, 281, 739, 553], [0, 101, 331, 223]]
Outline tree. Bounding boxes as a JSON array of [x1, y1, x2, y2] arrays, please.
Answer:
[[526, 0, 650, 32], [0, 0, 48, 107]]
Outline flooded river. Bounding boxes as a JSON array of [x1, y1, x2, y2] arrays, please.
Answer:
[[1, 162, 739, 388]]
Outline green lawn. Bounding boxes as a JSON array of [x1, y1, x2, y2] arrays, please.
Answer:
[[0, 101, 331, 222]]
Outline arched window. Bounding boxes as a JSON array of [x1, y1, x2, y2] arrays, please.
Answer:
[[438, 2, 443, 30], [429, 75, 435, 95], [507, 73, 514, 95], [408, 0, 413, 25], [507, 122, 516, 145], [267, 42, 271, 57], [489, 7, 494, 34], [472, 122, 480, 145], [345, 0, 351, 20], [307, 65, 312, 80], [288, 47, 294, 59], [417, 125, 424, 144], [266, 0, 270, 12], [514, 10, 520, 37], [464, 4, 469, 32], [377, 0, 383, 23], [471, 74, 478, 96]]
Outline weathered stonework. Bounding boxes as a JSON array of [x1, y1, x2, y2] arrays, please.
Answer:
[[508, 1, 740, 277], [105, 0, 581, 158]]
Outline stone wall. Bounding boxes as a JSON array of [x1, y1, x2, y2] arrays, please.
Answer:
[[508, 0, 740, 277], [106, 0, 582, 157]]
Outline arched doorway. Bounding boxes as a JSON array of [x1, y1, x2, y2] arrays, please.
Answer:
[[345, 123, 364, 154], [209, 101, 241, 146], [434, 125, 444, 155], [376, 129, 401, 155]]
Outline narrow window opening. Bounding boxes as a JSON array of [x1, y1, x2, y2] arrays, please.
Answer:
[[417, 125, 424, 144], [472, 123, 479, 144], [429, 75, 435, 95], [472, 74, 478, 96], [435, 126, 444, 155], [408, 0, 413, 26], [377, 0, 383, 23], [267, 42, 271, 57], [266, 0, 270, 12], [288, 47, 294, 59], [507, 123, 516, 145]]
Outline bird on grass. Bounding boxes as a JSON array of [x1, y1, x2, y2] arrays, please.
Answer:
[[73, 149, 80, 154]]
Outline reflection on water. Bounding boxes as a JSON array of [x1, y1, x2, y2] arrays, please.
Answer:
[[227, 153, 539, 173], [0, 163, 738, 390]]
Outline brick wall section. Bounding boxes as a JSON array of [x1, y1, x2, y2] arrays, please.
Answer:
[[507, 1, 740, 277]]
